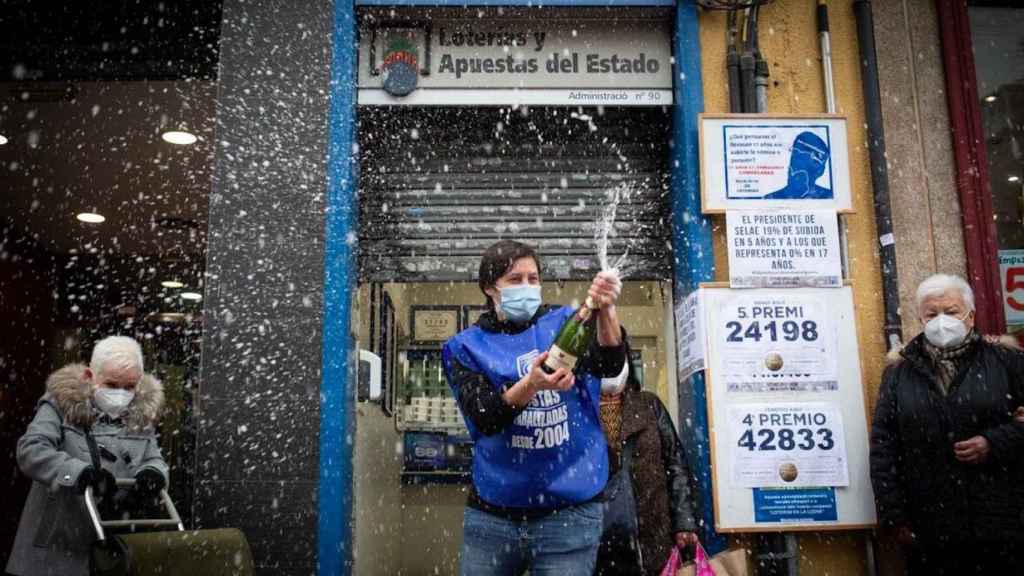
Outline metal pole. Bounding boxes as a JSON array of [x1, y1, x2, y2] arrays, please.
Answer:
[[819, 1, 837, 113], [755, 60, 770, 113], [818, 0, 852, 282], [854, 0, 904, 350], [727, 11, 743, 113], [752, 6, 769, 113], [740, 9, 757, 113], [84, 486, 107, 542]]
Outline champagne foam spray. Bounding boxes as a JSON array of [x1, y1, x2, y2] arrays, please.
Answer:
[[595, 182, 635, 277]]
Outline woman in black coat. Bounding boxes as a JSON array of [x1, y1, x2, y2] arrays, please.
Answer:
[[595, 344, 699, 575], [870, 274, 1024, 575]]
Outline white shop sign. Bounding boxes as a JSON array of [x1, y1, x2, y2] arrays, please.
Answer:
[[727, 209, 842, 288], [357, 17, 673, 106]]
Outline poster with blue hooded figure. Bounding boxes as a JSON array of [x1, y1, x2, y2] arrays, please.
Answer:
[[699, 115, 853, 212], [764, 131, 832, 200]]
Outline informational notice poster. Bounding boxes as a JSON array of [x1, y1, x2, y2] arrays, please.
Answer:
[[675, 290, 705, 382], [714, 292, 838, 393], [700, 114, 852, 212], [753, 488, 838, 523], [727, 403, 849, 488], [727, 210, 842, 288], [702, 286, 876, 531], [999, 249, 1024, 327]]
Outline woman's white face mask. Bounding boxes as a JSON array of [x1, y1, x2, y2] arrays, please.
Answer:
[[923, 314, 969, 349], [919, 291, 973, 349], [600, 360, 630, 396], [93, 388, 135, 418]]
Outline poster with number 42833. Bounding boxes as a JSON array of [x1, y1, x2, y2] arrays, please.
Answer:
[[728, 402, 849, 488]]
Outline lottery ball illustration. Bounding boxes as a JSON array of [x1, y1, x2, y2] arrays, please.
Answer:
[[779, 462, 799, 482], [765, 352, 784, 372]]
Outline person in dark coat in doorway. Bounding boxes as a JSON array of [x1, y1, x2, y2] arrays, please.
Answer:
[[870, 273, 1024, 575], [595, 344, 699, 576]]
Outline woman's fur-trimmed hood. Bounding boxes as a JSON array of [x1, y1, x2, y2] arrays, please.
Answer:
[[886, 333, 1021, 365], [44, 363, 164, 430]]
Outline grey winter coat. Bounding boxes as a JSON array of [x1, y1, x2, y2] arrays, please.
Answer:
[[6, 364, 168, 576]]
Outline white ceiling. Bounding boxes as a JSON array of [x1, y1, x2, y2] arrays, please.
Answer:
[[0, 80, 217, 257]]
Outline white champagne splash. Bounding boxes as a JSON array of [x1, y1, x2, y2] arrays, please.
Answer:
[[595, 181, 633, 277]]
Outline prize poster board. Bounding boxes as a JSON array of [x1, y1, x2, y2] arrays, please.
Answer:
[[700, 285, 876, 531], [700, 114, 853, 213]]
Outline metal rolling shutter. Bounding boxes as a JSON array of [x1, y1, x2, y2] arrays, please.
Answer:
[[357, 106, 673, 282]]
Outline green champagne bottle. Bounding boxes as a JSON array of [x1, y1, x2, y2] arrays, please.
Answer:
[[541, 296, 598, 374]]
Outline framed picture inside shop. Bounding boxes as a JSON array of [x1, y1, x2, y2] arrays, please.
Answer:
[[410, 305, 461, 345], [461, 305, 488, 330]]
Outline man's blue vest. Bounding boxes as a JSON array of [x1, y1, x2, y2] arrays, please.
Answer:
[[442, 306, 609, 509]]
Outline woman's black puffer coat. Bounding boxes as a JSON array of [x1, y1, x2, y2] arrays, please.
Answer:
[[869, 334, 1024, 546]]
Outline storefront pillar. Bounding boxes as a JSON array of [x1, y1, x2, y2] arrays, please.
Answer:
[[197, 0, 336, 574], [669, 0, 726, 554], [936, 0, 1006, 333], [320, 0, 359, 574]]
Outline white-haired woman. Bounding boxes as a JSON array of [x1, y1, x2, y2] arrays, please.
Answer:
[[870, 274, 1024, 575], [6, 336, 168, 576]]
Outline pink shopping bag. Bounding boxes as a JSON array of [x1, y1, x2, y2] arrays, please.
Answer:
[[692, 543, 716, 576], [659, 546, 681, 576]]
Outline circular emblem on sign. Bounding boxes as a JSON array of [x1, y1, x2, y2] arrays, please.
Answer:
[[779, 462, 799, 482], [382, 36, 418, 97], [764, 352, 784, 372]]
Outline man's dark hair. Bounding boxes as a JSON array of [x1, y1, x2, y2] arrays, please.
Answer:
[[478, 240, 540, 310]]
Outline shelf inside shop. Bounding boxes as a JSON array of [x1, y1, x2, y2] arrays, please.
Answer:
[[400, 470, 473, 485], [396, 348, 468, 433]]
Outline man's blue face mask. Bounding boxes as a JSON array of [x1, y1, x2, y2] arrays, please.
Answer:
[[499, 284, 542, 322]]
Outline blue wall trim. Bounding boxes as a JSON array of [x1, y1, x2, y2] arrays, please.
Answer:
[[357, 0, 674, 5], [319, 0, 359, 574], [669, 0, 727, 554]]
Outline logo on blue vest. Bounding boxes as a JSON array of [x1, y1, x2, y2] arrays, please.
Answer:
[[516, 350, 540, 378]]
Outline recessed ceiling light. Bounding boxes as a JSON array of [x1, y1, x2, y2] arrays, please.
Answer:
[[180, 292, 203, 301], [161, 280, 185, 289], [985, 95, 998, 103], [1009, 175, 1021, 183], [161, 130, 197, 145], [155, 312, 187, 323], [76, 212, 106, 224], [0, 134, 8, 145]]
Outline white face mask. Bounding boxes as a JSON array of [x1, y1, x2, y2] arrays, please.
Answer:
[[600, 360, 630, 396], [923, 314, 969, 349], [93, 388, 135, 418]]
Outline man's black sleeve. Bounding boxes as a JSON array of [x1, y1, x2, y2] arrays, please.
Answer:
[[652, 394, 698, 534], [579, 326, 628, 378], [450, 358, 525, 436]]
